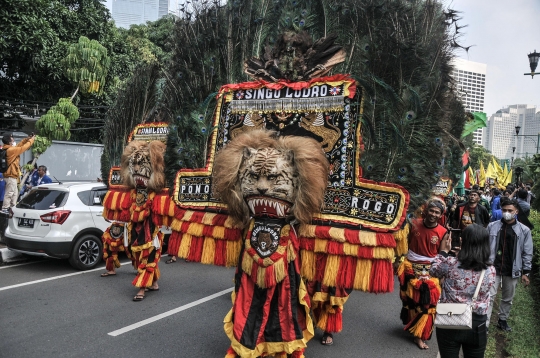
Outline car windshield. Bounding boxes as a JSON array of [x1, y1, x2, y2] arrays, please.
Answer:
[[17, 189, 68, 210]]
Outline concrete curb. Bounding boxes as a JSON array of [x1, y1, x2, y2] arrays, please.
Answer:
[[0, 248, 25, 264]]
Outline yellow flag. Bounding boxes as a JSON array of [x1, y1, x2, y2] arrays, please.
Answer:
[[505, 170, 513, 186], [502, 162, 509, 185], [485, 162, 496, 179], [479, 161, 486, 186], [468, 166, 476, 186], [493, 157, 504, 181]]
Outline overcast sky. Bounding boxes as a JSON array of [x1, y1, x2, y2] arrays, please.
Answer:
[[104, 0, 540, 116], [448, 0, 540, 115]]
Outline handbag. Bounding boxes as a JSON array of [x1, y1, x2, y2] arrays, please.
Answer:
[[434, 269, 486, 330]]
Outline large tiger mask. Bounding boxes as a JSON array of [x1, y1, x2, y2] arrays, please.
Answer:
[[120, 140, 166, 192], [213, 130, 329, 227]]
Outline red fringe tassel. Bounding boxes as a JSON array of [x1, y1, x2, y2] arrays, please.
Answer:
[[167, 231, 182, 256], [326, 307, 343, 333], [370, 260, 394, 293]]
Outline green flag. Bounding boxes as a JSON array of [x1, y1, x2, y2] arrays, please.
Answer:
[[461, 112, 487, 138]]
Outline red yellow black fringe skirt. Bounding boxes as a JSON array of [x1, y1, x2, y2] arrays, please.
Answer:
[[224, 222, 313, 358], [306, 280, 351, 334], [397, 258, 441, 341], [130, 219, 163, 288]]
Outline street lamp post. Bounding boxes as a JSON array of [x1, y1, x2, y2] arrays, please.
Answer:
[[515, 125, 540, 154], [524, 50, 540, 78]]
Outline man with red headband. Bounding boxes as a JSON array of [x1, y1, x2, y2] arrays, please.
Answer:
[[397, 198, 449, 350]]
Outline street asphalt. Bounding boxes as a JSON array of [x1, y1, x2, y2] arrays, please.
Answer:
[[0, 256, 440, 358]]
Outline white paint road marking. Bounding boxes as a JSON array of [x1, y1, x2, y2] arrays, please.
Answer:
[[108, 287, 234, 337], [0, 261, 132, 292]]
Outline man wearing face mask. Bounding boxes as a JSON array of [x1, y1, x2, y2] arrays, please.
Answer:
[[485, 197, 533, 332]]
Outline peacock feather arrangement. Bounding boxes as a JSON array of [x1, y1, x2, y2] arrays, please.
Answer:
[[153, 0, 468, 210]]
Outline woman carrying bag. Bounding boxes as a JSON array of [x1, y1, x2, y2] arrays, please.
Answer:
[[430, 224, 496, 358]]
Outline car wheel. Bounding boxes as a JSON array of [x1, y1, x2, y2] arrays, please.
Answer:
[[69, 234, 103, 270]]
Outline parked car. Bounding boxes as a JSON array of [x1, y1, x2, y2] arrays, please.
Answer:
[[4, 182, 109, 270]]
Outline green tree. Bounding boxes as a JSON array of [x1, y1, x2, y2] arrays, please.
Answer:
[[514, 155, 540, 184], [1, 0, 175, 144], [468, 144, 499, 170], [0, 0, 113, 102], [24, 36, 110, 185]]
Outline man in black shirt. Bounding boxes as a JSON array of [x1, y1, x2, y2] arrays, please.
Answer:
[[451, 190, 490, 229], [486, 198, 533, 331]]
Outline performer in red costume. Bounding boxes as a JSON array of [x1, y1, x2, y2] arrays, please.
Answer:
[[213, 130, 329, 358], [397, 198, 449, 350]]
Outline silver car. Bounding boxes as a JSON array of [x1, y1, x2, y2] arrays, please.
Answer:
[[4, 182, 109, 270]]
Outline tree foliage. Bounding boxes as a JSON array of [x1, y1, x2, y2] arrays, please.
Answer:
[[0, 0, 172, 143], [0, 0, 114, 102], [468, 144, 499, 170], [63, 36, 111, 95]]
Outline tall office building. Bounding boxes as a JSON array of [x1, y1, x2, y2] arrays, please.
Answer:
[[112, 0, 169, 28], [450, 58, 487, 145], [484, 104, 539, 159]]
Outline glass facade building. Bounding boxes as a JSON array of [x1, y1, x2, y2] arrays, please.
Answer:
[[450, 58, 487, 145], [112, 0, 169, 28]]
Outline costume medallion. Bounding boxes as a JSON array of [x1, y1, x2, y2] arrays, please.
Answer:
[[135, 188, 148, 206], [250, 219, 284, 258]]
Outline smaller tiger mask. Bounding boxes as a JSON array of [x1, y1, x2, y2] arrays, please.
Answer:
[[120, 140, 166, 192], [213, 130, 329, 227]]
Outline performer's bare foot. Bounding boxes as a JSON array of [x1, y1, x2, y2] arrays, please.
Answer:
[[100, 271, 116, 277], [414, 337, 428, 349]]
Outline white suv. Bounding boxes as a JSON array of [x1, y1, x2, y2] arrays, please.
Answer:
[[4, 182, 109, 270]]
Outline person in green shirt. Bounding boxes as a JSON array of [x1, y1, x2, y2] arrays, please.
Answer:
[[473, 185, 491, 216]]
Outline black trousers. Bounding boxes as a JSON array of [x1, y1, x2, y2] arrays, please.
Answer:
[[436, 313, 487, 358]]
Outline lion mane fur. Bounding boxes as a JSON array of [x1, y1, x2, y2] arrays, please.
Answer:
[[120, 140, 167, 192], [213, 130, 329, 227]]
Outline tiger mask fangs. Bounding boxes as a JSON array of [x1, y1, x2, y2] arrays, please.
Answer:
[[120, 140, 166, 192], [213, 130, 329, 227]]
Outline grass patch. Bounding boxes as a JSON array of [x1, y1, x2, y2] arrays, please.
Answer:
[[484, 327, 497, 358], [505, 281, 540, 357], [485, 290, 506, 358]]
